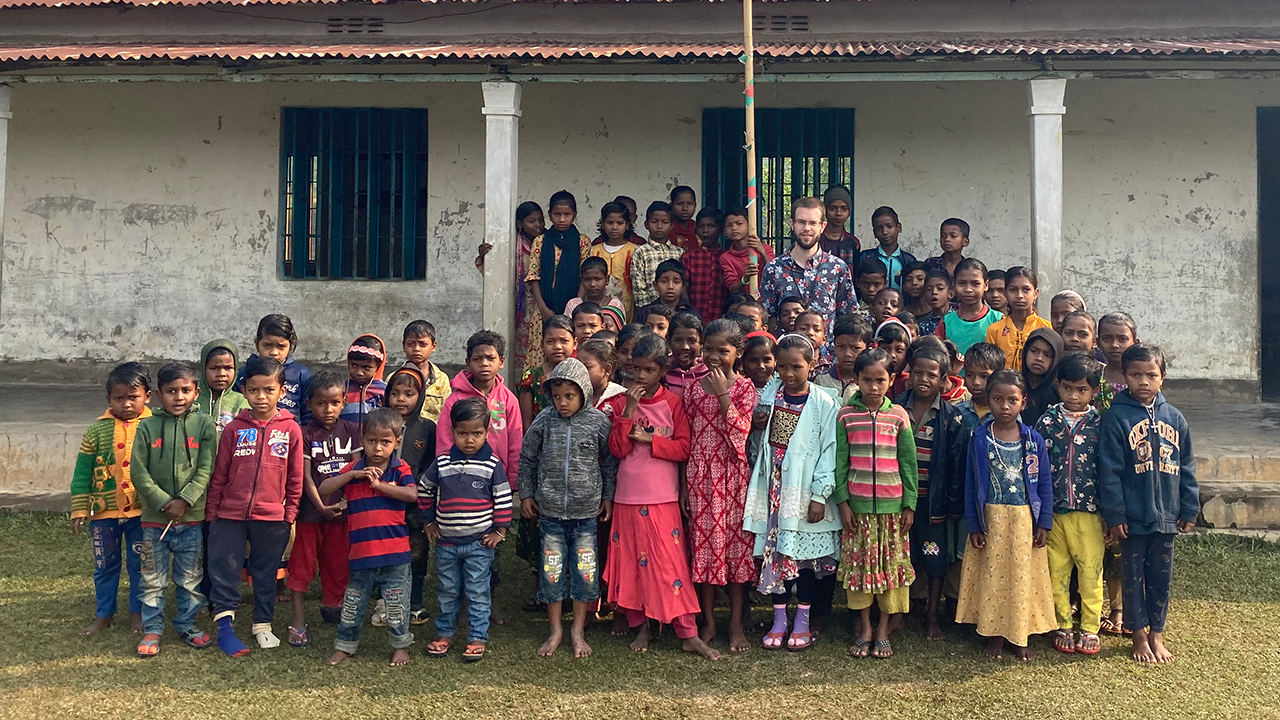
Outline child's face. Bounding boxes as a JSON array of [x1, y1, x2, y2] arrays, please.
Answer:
[[724, 214, 750, 244], [670, 327, 703, 370], [520, 210, 545, 239], [361, 426, 400, 468], [549, 380, 584, 418], [953, 269, 986, 309], [256, 333, 292, 363], [159, 377, 198, 417], [672, 192, 696, 223], [621, 200, 638, 227], [467, 344, 504, 388], [549, 203, 576, 232], [543, 327, 576, 366], [243, 374, 284, 419], [985, 279, 1008, 312], [794, 314, 826, 350], [872, 215, 901, 247], [580, 353, 612, 392], [618, 337, 637, 366], [631, 356, 665, 392], [858, 274, 887, 304], [964, 363, 995, 403], [743, 345, 776, 387], [655, 271, 684, 305], [738, 305, 764, 331], [1057, 377, 1097, 413], [1024, 338, 1055, 378], [1004, 276, 1038, 315], [988, 382, 1026, 426], [645, 211, 672, 242], [834, 335, 867, 374], [825, 200, 850, 231], [387, 381, 421, 419], [348, 357, 379, 386], [572, 315, 602, 344], [1124, 360, 1164, 405], [779, 301, 805, 332], [603, 212, 629, 242], [1050, 298, 1081, 333], [881, 340, 908, 375], [695, 217, 721, 247], [702, 333, 739, 373], [939, 224, 969, 254], [580, 268, 608, 300], [856, 362, 892, 409], [1061, 317, 1096, 353], [776, 348, 813, 395], [901, 269, 925, 301], [872, 292, 900, 324], [645, 315, 670, 338], [204, 351, 236, 393], [910, 358, 944, 400], [403, 334, 436, 367], [308, 385, 344, 428], [924, 276, 952, 313], [452, 418, 488, 456], [1098, 321, 1136, 366]]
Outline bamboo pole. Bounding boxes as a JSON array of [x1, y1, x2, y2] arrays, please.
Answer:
[[742, 0, 757, 236]]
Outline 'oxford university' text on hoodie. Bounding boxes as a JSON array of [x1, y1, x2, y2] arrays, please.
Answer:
[[1098, 390, 1198, 535]]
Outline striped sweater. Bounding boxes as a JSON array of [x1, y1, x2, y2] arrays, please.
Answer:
[[341, 457, 416, 571], [417, 443, 513, 546], [70, 408, 153, 520], [832, 393, 919, 514]]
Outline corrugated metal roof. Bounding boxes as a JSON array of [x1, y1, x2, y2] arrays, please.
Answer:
[[1, 0, 766, 6], [3, 38, 1280, 61]]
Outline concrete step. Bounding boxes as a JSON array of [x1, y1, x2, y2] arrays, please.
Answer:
[[1198, 480, 1280, 531]]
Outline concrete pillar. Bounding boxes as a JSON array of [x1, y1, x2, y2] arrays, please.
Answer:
[[1028, 78, 1066, 303], [480, 80, 522, 382], [0, 85, 10, 354]]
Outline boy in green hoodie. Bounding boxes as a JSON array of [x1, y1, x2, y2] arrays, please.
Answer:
[[131, 362, 218, 657], [198, 340, 250, 438]]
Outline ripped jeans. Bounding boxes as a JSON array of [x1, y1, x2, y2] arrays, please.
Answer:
[[538, 517, 599, 605], [434, 541, 494, 643], [334, 562, 413, 654]]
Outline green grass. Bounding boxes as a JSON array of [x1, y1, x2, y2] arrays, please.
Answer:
[[1, 512, 1278, 720]]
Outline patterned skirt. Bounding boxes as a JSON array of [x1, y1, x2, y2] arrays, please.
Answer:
[[604, 502, 701, 624], [955, 503, 1057, 647], [838, 512, 915, 594]]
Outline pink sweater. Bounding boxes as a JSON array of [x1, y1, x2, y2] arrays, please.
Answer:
[[605, 388, 691, 505], [436, 370, 523, 489]]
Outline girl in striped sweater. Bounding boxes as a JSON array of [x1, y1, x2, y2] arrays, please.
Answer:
[[833, 347, 919, 660]]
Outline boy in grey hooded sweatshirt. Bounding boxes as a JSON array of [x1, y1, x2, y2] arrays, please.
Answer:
[[517, 358, 618, 658]]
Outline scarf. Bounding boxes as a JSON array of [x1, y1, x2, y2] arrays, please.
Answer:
[[540, 226, 581, 315]]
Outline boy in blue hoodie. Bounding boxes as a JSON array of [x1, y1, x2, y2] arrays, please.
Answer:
[[1098, 344, 1198, 665]]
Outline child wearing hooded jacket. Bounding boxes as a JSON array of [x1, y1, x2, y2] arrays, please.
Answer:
[[342, 334, 388, 426], [385, 366, 439, 625], [436, 331, 523, 497], [197, 339, 250, 438], [234, 314, 312, 425]]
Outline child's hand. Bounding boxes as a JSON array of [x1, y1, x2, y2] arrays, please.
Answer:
[[598, 500, 612, 523], [705, 367, 732, 398], [71, 517, 85, 535], [806, 501, 826, 524], [628, 426, 654, 444], [320, 503, 344, 521], [900, 508, 915, 534], [162, 499, 190, 521], [838, 502, 854, 532], [1033, 527, 1048, 548], [969, 532, 986, 549], [521, 497, 540, 520], [746, 234, 763, 252], [623, 385, 644, 417], [1177, 519, 1196, 534], [424, 522, 442, 541], [481, 529, 505, 548], [1109, 523, 1129, 543], [743, 260, 759, 278], [752, 409, 769, 432], [364, 466, 384, 482], [475, 241, 492, 269], [679, 489, 691, 518]]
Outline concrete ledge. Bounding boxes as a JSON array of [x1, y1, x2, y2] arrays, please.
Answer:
[[1198, 480, 1280, 531], [0, 491, 68, 512], [1163, 379, 1258, 405]]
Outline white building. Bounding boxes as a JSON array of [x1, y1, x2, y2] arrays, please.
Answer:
[[1, 0, 1278, 400]]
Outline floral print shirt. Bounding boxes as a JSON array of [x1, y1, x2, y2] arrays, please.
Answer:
[[1033, 403, 1101, 514], [760, 249, 856, 329]]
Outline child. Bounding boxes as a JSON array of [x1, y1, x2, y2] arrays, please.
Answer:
[[894, 310, 920, 341], [71, 362, 152, 635], [564, 257, 623, 322], [794, 309, 832, 380], [321, 408, 418, 666], [197, 340, 249, 435], [729, 294, 767, 332], [630, 201, 683, 309], [683, 319, 758, 653], [917, 269, 953, 337], [642, 303, 675, 339], [871, 287, 902, 327], [956, 343, 1006, 422], [985, 268, 1009, 314], [835, 348, 919, 658], [634, 259, 696, 326], [579, 338, 628, 414], [984, 266, 1051, 372], [518, 359, 617, 658], [720, 206, 775, 301], [875, 319, 911, 397], [743, 331, 778, 463], [288, 371, 361, 644], [819, 185, 862, 274], [936, 258, 1003, 362], [1096, 312, 1139, 413], [588, 203, 640, 318], [602, 334, 718, 659], [685, 207, 729, 320], [901, 261, 931, 318], [926, 218, 970, 278], [1049, 289, 1088, 334], [601, 306, 625, 334], [234, 314, 313, 425], [1060, 310, 1098, 356], [743, 334, 842, 652], [665, 312, 709, 397], [957, 370, 1055, 661], [401, 320, 451, 424], [614, 194, 642, 244], [669, 185, 699, 249], [419, 398, 512, 663], [615, 323, 648, 382], [342, 334, 388, 426], [1034, 352, 1106, 656], [527, 190, 590, 373], [936, 338, 972, 405], [131, 362, 217, 656], [1020, 328, 1064, 426], [894, 344, 972, 642], [856, 260, 889, 318], [859, 206, 918, 290], [571, 303, 606, 343], [518, 315, 574, 444], [207, 356, 304, 656], [385, 367, 439, 625], [814, 313, 873, 400], [777, 296, 807, 334], [1099, 344, 1198, 664]]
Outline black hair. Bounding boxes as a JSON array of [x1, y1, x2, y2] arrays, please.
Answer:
[[1098, 312, 1138, 338], [745, 333, 777, 359], [941, 338, 961, 367], [243, 355, 285, 385], [988, 369, 1028, 396], [871, 206, 900, 225], [902, 260, 929, 279], [386, 368, 424, 393], [348, 335, 385, 364], [645, 303, 675, 321], [363, 406, 404, 438], [157, 361, 199, 389], [654, 258, 686, 285], [721, 312, 757, 337], [776, 333, 815, 362], [941, 217, 971, 239], [834, 314, 875, 345], [592, 329, 618, 345], [617, 323, 648, 347], [704, 317, 745, 351], [954, 257, 988, 280], [599, 201, 632, 230], [578, 338, 618, 369], [1062, 309, 1097, 333], [451, 397, 491, 428], [854, 346, 892, 376], [794, 309, 825, 331], [542, 314, 575, 337], [516, 200, 543, 224], [631, 333, 671, 369], [857, 257, 888, 279], [580, 256, 609, 276], [874, 287, 903, 304], [255, 314, 297, 350], [906, 335, 947, 365], [876, 321, 910, 347], [779, 295, 807, 310], [204, 347, 235, 366], [548, 189, 576, 213], [670, 185, 696, 204], [987, 268, 1007, 283], [571, 302, 605, 323], [924, 267, 954, 289], [1121, 343, 1166, 374], [909, 344, 950, 373], [1058, 351, 1104, 387], [466, 330, 506, 360], [724, 205, 750, 221], [670, 312, 704, 340], [645, 200, 673, 222], [963, 342, 1007, 372], [1005, 266, 1039, 288], [892, 310, 917, 329], [403, 320, 436, 342], [695, 206, 725, 228], [729, 294, 765, 315], [308, 370, 346, 399], [614, 195, 637, 211]]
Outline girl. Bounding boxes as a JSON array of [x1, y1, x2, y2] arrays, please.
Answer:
[[565, 257, 625, 319], [742, 331, 778, 463], [1019, 328, 1064, 426], [526, 190, 591, 373], [234, 314, 313, 425], [742, 334, 842, 652], [834, 348, 919, 659], [669, 185, 699, 250], [384, 367, 438, 626], [603, 335, 719, 660], [901, 261, 931, 318], [1061, 310, 1097, 355], [1049, 289, 1087, 334], [984, 266, 1052, 372], [683, 319, 758, 653], [1096, 312, 1139, 413], [936, 258, 1004, 361], [614, 323, 648, 385], [957, 370, 1055, 660], [872, 287, 903, 326], [588, 202, 641, 318], [478, 201, 545, 372], [579, 338, 627, 414], [875, 319, 912, 398], [665, 313, 709, 397]]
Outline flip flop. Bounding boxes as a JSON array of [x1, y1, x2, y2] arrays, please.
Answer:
[[848, 639, 872, 659], [426, 638, 452, 658], [462, 642, 486, 663], [178, 627, 212, 649], [871, 639, 894, 659], [1076, 633, 1101, 656], [136, 634, 161, 658], [761, 629, 787, 650], [786, 631, 814, 653], [287, 625, 312, 648], [410, 609, 431, 626], [1054, 630, 1076, 654]]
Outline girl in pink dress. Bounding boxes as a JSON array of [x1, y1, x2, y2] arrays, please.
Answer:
[[683, 318, 757, 653]]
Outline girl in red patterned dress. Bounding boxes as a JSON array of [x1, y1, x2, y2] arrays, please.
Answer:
[[682, 319, 758, 653]]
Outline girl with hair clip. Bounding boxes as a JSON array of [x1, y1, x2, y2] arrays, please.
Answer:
[[1049, 290, 1088, 334]]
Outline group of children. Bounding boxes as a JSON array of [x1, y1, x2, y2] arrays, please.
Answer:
[[71, 188, 1198, 668]]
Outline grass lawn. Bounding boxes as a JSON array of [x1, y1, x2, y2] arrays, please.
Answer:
[[1, 512, 1278, 720]]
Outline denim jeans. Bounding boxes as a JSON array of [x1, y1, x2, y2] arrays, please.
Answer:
[[538, 517, 599, 605], [90, 517, 143, 619], [335, 563, 413, 654], [435, 540, 494, 643], [139, 523, 205, 635]]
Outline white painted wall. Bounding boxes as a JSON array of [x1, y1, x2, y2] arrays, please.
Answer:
[[1, 78, 1273, 378]]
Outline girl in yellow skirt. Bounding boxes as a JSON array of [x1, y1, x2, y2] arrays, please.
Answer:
[[957, 369, 1056, 660]]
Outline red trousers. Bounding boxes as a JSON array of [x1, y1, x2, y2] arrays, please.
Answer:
[[626, 609, 698, 639], [286, 520, 349, 608]]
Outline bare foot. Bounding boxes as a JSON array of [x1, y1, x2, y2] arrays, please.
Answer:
[[1131, 629, 1156, 663], [390, 648, 410, 666], [129, 613, 143, 635], [611, 614, 631, 638], [490, 606, 512, 626], [570, 630, 593, 659], [326, 650, 351, 666], [82, 617, 114, 635], [1014, 645, 1034, 661], [682, 636, 721, 660], [983, 637, 1005, 660], [629, 623, 652, 653], [1148, 632, 1175, 664], [538, 628, 563, 658], [729, 624, 751, 653], [699, 621, 716, 644], [927, 619, 946, 642]]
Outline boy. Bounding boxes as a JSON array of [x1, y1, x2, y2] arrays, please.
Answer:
[[936, 258, 1003, 363], [894, 344, 973, 642], [728, 294, 766, 332], [719, 206, 775, 302], [872, 287, 902, 326], [777, 295, 807, 334], [571, 302, 606, 343], [322, 408, 419, 667], [955, 343, 1005, 423], [634, 259, 697, 325], [819, 185, 861, 279], [901, 262, 930, 317], [858, 206, 917, 290], [794, 309, 832, 380], [288, 371, 362, 640], [518, 359, 617, 658], [926, 218, 970, 278], [436, 331, 523, 498], [342, 334, 387, 426], [856, 259, 888, 318], [197, 340, 249, 437], [630, 201, 683, 308], [684, 207, 729, 320], [401, 320, 451, 423], [131, 362, 217, 656], [642, 303, 675, 339], [207, 356, 304, 656], [385, 366, 439, 625], [917, 269, 953, 337], [1034, 352, 1106, 657], [984, 268, 1008, 314], [814, 313, 872, 400], [71, 362, 152, 635], [1099, 344, 1198, 665], [421, 398, 513, 662]]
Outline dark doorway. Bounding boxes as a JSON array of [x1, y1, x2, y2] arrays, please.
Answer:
[[1259, 109, 1280, 399]]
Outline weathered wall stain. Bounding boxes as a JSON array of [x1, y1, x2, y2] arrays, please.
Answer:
[[121, 203, 198, 227]]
